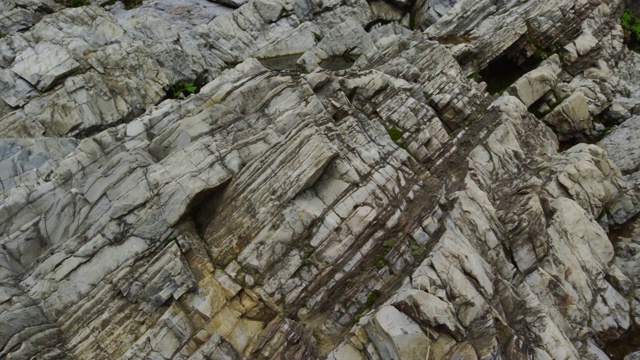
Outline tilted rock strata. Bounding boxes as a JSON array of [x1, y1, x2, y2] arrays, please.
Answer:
[[0, 0, 639, 359]]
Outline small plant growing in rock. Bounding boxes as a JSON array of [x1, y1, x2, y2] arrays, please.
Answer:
[[410, 242, 427, 259], [467, 71, 480, 80], [387, 127, 404, 142], [621, 9, 640, 52], [171, 82, 198, 99], [373, 253, 385, 269], [382, 237, 396, 249], [354, 289, 381, 321], [622, 10, 635, 33], [364, 290, 380, 308], [0, 34, 5, 39]]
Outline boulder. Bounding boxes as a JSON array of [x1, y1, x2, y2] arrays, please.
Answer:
[[508, 54, 562, 107], [543, 92, 592, 133]]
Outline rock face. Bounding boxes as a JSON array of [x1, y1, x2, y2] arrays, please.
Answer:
[[508, 54, 563, 108], [0, 0, 640, 359]]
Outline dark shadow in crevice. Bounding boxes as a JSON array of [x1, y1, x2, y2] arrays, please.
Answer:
[[602, 324, 640, 360], [479, 53, 542, 95], [258, 54, 306, 72], [319, 55, 358, 71], [69, 109, 142, 139], [166, 75, 208, 100], [555, 113, 619, 152], [179, 179, 232, 238], [364, 19, 395, 32]]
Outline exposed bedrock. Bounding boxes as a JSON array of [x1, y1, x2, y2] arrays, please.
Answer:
[[0, 0, 640, 359]]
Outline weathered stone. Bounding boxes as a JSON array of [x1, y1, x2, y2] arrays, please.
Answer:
[[364, 306, 430, 360], [298, 19, 374, 71], [253, 0, 283, 23], [543, 92, 592, 133], [0, 69, 38, 107], [599, 116, 640, 175], [1, 0, 640, 359], [508, 54, 562, 107], [626, 351, 640, 360], [11, 43, 80, 91], [0, 138, 78, 191], [108, 0, 233, 32]]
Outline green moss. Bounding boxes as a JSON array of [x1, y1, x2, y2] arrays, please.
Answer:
[[547, 97, 564, 109], [374, 253, 385, 269], [373, 237, 398, 270], [602, 124, 615, 135], [387, 127, 404, 142], [0, 34, 5, 39], [303, 247, 315, 259], [354, 289, 381, 321], [364, 290, 380, 308], [410, 243, 427, 259], [597, 207, 611, 221], [632, 22, 640, 39], [313, 32, 323, 42], [407, 236, 428, 262], [382, 237, 397, 249], [532, 49, 546, 60], [467, 71, 480, 80]]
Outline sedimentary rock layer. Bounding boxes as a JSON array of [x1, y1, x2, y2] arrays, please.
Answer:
[[0, 0, 639, 359]]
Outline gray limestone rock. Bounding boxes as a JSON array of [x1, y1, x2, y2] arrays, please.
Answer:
[[12, 43, 80, 91], [0, 0, 640, 359], [298, 19, 374, 71], [543, 92, 592, 134], [599, 116, 640, 175], [0, 138, 78, 191], [508, 54, 562, 107], [0, 0, 61, 34]]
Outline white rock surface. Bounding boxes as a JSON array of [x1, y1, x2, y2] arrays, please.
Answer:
[[508, 54, 562, 107], [544, 92, 592, 133]]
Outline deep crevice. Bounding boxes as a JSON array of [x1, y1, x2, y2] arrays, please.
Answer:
[[258, 54, 305, 72], [165, 75, 207, 100], [364, 19, 396, 32], [318, 55, 358, 71], [478, 53, 542, 95], [179, 179, 232, 238], [602, 324, 640, 360]]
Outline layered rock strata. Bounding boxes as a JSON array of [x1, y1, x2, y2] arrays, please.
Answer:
[[0, 0, 639, 359]]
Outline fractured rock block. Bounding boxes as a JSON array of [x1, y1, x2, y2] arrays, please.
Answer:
[[12, 43, 80, 91], [543, 92, 592, 133]]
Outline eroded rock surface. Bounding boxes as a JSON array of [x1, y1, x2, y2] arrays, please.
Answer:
[[1, 0, 640, 359]]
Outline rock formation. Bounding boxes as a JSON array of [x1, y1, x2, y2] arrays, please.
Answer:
[[0, 0, 639, 358]]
